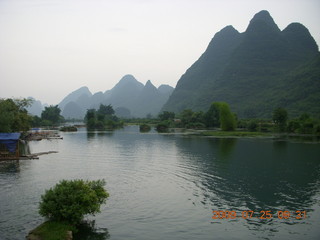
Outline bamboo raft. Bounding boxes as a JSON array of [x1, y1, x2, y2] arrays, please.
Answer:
[[19, 151, 58, 160]]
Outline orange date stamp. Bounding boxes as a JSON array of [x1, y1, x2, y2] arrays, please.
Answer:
[[212, 210, 307, 220]]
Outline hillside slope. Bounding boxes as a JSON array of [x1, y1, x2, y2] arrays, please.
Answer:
[[163, 10, 319, 118]]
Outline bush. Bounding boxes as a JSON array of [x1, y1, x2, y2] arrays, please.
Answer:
[[156, 121, 170, 132], [39, 179, 109, 224], [247, 119, 258, 132], [60, 126, 77, 132], [185, 122, 206, 129], [218, 103, 236, 131], [139, 124, 151, 132]]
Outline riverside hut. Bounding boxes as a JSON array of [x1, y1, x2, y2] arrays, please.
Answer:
[[0, 133, 21, 160]]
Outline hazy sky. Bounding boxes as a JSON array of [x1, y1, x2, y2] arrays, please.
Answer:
[[0, 0, 319, 105]]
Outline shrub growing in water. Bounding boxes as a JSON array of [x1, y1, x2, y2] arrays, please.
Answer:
[[39, 179, 109, 224], [139, 124, 151, 132]]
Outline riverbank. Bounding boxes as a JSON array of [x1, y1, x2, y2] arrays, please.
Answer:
[[200, 130, 273, 137], [198, 130, 320, 142]]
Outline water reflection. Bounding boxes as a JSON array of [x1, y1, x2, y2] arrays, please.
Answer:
[[20, 140, 31, 156], [1, 126, 319, 240], [87, 131, 114, 139], [217, 138, 237, 160], [175, 137, 320, 213], [0, 161, 20, 174], [73, 220, 110, 240]]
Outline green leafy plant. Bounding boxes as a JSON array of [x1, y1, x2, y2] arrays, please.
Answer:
[[39, 179, 109, 224], [139, 124, 151, 132]]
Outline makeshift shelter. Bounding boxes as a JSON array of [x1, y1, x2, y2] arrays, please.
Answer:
[[0, 133, 21, 160]]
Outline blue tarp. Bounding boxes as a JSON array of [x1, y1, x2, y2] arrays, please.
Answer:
[[0, 133, 21, 153]]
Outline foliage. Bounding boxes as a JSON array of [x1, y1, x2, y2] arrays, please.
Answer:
[[216, 102, 237, 131], [98, 104, 115, 116], [85, 104, 123, 130], [139, 124, 151, 132], [247, 119, 259, 132], [185, 122, 206, 129], [39, 179, 109, 224], [41, 105, 64, 126], [201, 131, 272, 137], [176, 109, 205, 128], [179, 109, 194, 126], [155, 121, 170, 132], [28, 221, 75, 240], [158, 111, 175, 121], [31, 115, 42, 127], [204, 103, 220, 128], [60, 126, 77, 132], [273, 107, 288, 132], [287, 113, 320, 135], [0, 98, 33, 132], [204, 102, 236, 131]]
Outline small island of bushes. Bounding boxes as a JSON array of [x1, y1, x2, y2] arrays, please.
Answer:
[[27, 179, 109, 240]]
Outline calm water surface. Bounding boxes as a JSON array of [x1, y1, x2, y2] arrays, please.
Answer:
[[0, 125, 320, 240]]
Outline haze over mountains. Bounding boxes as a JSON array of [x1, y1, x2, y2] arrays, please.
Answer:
[[27, 10, 319, 120], [27, 75, 174, 119], [57, 75, 174, 119], [163, 10, 320, 118]]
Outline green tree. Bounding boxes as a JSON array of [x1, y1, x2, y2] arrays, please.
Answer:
[[180, 109, 194, 126], [84, 105, 122, 130], [158, 111, 175, 121], [204, 103, 220, 128], [39, 179, 109, 224], [247, 119, 259, 132], [41, 105, 63, 125], [0, 98, 32, 132], [98, 104, 114, 116], [272, 107, 288, 132], [218, 102, 237, 131], [85, 109, 96, 122], [205, 102, 236, 131], [31, 115, 42, 127]]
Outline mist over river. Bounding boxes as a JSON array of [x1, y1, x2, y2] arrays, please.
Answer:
[[0, 125, 320, 240]]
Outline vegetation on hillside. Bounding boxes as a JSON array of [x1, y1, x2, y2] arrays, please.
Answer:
[[162, 11, 320, 119]]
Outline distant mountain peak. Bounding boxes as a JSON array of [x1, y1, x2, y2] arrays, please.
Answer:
[[58, 86, 92, 109], [251, 10, 273, 23], [221, 25, 238, 33], [282, 22, 319, 55], [247, 10, 280, 32], [145, 80, 156, 88], [119, 74, 138, 83], [163, 10, 319, 118], [78, 86, 90, 91], [112, 74, 141, 89], [158, 84, 174, 95]]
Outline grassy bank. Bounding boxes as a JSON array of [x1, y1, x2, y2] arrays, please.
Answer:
[[201, 131, 274, 137], [28, 221, 75, 240]]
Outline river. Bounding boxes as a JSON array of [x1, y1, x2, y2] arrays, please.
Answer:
[[0, 125, 320, 240]]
